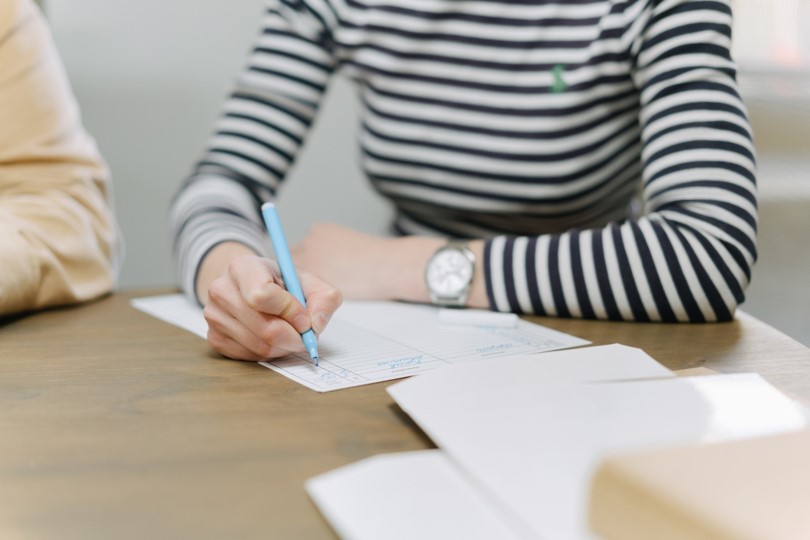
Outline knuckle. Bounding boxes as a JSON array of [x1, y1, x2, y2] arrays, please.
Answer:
[[204, 314, 229, 338], [255, 339, 274, 358], [202, 305, 219, 324], [245, 289, 263, 310], [256, 320, 278, 345], [278, 296, 302, 320], [206, 320, 225, 336], [207, 279, 227, 304], [248, 282, 284, 311], [312, 285, 343, 309], [207, 330, 227, 351], [227, 259, 243, 277], [325, 287, 344, 307]]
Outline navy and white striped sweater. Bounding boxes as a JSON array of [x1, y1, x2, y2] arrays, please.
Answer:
[[171, 0, 757, 322]]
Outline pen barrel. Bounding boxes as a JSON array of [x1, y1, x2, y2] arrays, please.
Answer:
[[262, 204, 307, 307], [262, 203, 320, 364], [301, 329, 319, 357]]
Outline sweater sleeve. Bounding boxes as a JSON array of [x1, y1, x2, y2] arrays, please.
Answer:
[[0, 0, 118, 317], [483, 0, 757, 322], [170, 0, 338, 303]]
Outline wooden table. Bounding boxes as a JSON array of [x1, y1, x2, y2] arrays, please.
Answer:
[[1, 290, 809, 539]]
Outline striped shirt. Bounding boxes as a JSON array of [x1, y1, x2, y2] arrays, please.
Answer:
[[170, 0, 757, 322]]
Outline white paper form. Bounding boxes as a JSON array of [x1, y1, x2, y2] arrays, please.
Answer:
[[131, 294, 589, 392], [306, 450, 528, 540], [388, 370, 810, 540]]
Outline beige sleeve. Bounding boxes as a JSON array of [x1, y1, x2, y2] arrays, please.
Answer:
[[0, 0, 118, 316]]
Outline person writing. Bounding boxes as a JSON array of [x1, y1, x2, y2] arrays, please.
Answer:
[[0, 0, 118, 317], [170, 0, 757, 361]]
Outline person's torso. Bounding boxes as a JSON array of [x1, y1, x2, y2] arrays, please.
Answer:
[[329, 0, 646, 238]]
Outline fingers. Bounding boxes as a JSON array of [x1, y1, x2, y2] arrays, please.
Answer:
[[228, 257, 312, 333], [226, 257, 343, 335], [204, 291, 305, 359], [204, 256, 307, 361], [206, 328, 264, 362], [202, 255, 342, 362], [300, 272, 343, 334]]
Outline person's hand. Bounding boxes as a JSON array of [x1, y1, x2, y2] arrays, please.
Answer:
[[202, 254, 342, 361]]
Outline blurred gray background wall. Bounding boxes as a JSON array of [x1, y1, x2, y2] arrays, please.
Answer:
[[48, 0, 391, 290], [48, 1, 809, 346]]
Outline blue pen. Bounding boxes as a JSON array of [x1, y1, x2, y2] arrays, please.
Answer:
[[261, 202, 320, 366]]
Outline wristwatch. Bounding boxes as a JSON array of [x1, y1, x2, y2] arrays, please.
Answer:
[[424, 242, 476, 307]]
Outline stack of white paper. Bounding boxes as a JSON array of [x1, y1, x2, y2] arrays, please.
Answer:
[[307, 345, 810, 539], [307, 344, 671, 538]]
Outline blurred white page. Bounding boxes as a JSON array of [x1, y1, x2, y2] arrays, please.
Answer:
[[307, 345, 673, 539], [131, 293, 589, 392], [306, 450, 529, 540], [388, 371, 810, 539], [131, 294, 208, 338]]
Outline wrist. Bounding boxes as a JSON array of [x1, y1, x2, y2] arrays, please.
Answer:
[[387, 237, 487, 308], [387, 236, 444, 303]]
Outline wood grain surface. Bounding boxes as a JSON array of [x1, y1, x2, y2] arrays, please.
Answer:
[[1, 290, 808, 539]]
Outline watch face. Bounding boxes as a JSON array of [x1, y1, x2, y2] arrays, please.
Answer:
[[426, 248, 474, 297]]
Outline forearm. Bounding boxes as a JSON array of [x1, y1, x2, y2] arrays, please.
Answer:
[[289, 223, 490, 309], [485, 208, 755, 322], [0, 178, 117, 316]]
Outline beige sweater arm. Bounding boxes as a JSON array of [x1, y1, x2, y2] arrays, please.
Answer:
[[0, 0, 118, 316]]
